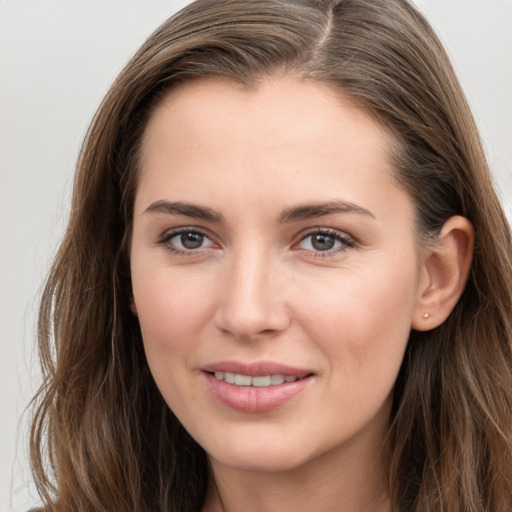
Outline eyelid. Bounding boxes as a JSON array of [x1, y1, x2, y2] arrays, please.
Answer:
[[293, 227, 355, 255], [154, 225, 355, 258], [155, 226, 219, 255]]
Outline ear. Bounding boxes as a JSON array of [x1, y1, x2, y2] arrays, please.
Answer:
[[412, 216, 474, 331], [129, 294, 138, 316]]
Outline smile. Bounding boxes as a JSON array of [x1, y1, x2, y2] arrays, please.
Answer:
[[213, 372, 300, 387], [203, 362, 314, 413]]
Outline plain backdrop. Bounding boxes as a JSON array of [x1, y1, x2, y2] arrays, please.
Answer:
[[1, 1, 511, 510]]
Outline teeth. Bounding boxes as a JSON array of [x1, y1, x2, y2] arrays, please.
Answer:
[[270, 375, 285, 385], [234, 374, 252, 386], [213, 372, 299, 387], [252, 376, 271, 387]]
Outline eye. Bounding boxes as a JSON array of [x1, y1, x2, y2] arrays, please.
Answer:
[[297, 229, 353, 254], [158, 228, 216, 254], [172, 231, 208, 250]]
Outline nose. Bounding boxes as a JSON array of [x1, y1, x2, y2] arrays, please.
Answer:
[[214, 248, 291, 341]]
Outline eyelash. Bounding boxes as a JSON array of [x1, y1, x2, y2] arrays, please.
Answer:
[[156, 227, 355, 258], [156, 227, 215, 256], [296, 228, 355, 259]]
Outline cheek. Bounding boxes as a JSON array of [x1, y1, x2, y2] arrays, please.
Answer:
[[131, 265, 216, 361], [295, 258, 417, 383], [131, 266, 221, 414]]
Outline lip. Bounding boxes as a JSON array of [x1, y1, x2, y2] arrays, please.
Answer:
[[202, 360, 314, 413], [202, 360, 311, 377]]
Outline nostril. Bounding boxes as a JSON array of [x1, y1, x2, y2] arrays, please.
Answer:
[[214, 307, 290, 341], [213, 271, 291, 339]]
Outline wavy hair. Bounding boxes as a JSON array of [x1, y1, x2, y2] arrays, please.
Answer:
[[30, 0, 512, 510]]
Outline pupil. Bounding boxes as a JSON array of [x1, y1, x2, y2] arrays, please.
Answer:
[[181, 232, 203, 249], [312, 234, 335, 251]]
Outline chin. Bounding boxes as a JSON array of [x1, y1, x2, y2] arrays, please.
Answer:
[[210, 448, 307, 474], [202, 428, 318, 474]]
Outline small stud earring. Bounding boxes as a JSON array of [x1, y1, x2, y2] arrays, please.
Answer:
[[423, 312, 430, 319]]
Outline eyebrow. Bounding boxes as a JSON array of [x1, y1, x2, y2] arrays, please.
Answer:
[[278, 200, 375, 223], [144, 200, 224, 222], [143, 199, 374, 224]]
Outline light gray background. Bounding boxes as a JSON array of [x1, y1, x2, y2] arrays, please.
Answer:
[[1, 1, 511, 510]]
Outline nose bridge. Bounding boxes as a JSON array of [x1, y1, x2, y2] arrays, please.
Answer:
[[215, 242, 289, 339]]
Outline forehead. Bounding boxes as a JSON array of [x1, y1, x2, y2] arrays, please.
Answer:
[[136, 75, 404, 219], [140, 74, 394, 158]]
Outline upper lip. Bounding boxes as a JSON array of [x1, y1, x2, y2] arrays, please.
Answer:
[[202, 360, 312, 377]]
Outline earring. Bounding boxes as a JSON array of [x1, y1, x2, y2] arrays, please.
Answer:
[[423, 312, 430, 319]]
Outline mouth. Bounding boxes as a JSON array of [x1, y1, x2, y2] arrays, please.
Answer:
[[202, 361, 314, 413], [209, 371, 307, 387]]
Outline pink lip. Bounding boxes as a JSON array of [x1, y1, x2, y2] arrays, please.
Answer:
[[202, 360, 314, 413]]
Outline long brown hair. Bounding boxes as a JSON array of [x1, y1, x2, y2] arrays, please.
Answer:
[[30, 0, 512, 510]]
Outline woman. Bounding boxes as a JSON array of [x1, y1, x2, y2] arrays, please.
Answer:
[[29, 0, 512, 510]]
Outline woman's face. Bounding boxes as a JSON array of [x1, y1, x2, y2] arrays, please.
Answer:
[[130, 76, 428, 473]]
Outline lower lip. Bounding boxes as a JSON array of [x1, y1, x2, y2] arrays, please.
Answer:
[[204, 372, 312, 413]]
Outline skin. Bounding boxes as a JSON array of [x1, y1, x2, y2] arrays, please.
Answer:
[[130, 75, 473, 511]]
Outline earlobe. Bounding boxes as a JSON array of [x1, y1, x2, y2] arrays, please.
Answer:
[[129, 295, 138, 316], [412, 216, 474, 331]]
